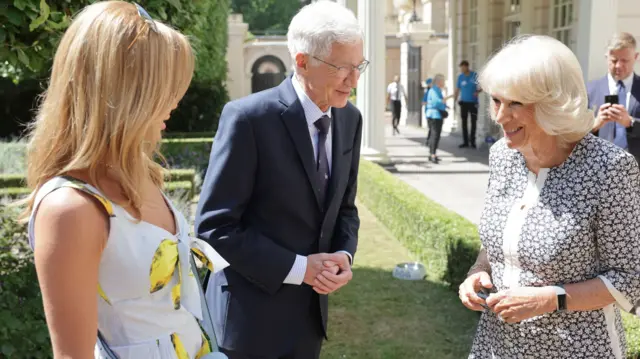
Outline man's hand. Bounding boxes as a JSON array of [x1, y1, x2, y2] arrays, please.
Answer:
[[593, 103, 613, 132], [304, 252, 352, 295], [303, 253, 348, 290], [608, 104, 633, 127]]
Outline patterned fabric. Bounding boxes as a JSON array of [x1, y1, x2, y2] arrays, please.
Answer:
[[470, 134, 640, 359], [27, 176, 229, 359]]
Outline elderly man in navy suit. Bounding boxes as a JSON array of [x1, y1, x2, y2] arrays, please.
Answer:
[[588, 32, 640, 161], [195, 2, 366, 358]]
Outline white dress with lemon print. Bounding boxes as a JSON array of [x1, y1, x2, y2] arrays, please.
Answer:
[[27, 176, 229, 359]]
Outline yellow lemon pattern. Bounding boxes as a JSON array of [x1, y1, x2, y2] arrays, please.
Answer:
[[195, 328, 212, 359], [170, 333, 189, 359], [98, 283, 111, 305], [171, 262, 182, 310], [191, 247, 213, 272], [149, 239, 179, 293]]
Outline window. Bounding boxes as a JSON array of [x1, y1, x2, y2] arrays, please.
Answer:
[[551, 0, 573, 47], [509, 0, 520, 14]]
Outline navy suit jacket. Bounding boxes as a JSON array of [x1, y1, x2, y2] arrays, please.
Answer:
[[195, 77, 362, 356], [587, 74, 640, 157]]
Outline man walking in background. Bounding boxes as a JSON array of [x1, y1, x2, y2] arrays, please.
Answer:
[[387, 75, 407, 135], [455, 60, 481, 148]]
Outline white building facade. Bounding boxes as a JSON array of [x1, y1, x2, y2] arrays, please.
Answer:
[[449, 0, 640, 146]]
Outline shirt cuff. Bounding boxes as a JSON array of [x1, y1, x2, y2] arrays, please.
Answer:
[[283, 255, 307, 285], [336, 250, 353, 266]]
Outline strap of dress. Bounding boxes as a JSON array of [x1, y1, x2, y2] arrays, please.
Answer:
[[28, 176, 116, 249]]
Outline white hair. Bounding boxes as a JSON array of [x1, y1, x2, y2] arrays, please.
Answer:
[[478, 35, 594, 146], [287, 0, 363, 66]]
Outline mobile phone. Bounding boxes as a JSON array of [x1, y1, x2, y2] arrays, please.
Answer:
[[476, 287, 496, 310], [605, 94, 619, 105]]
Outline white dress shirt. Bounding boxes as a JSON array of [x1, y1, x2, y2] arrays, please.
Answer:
[[282, 75, 353, 285], [387, 81, 405, 101]]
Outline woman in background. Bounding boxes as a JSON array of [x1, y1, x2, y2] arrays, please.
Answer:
[[425, 74, 451, 163]]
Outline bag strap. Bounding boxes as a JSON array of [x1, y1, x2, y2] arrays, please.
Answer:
[[96, 253, 221, 358], [189, 253, 221, 351]]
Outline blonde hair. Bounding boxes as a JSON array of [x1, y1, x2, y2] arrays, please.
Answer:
[[21, 1, 195, 220], [607, 32, 637, 52], [478, 35, 593, 146]]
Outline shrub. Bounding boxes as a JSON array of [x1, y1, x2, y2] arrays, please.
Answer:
[[160, 138, 213, 176], [356, 159, 481, 290], [0, 204, 51, 358]]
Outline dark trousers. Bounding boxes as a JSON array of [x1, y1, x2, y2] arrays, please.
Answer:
[[220, 297, 324, 359], [428, 118, 443, 155], [391, 100, 402, 134], [459, 101, 478, 145]]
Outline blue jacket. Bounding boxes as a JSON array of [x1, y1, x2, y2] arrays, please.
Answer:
[[424, 86, 446, 120]]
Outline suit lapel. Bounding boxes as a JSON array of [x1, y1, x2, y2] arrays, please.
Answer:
[[326, 107, 344, 208], [279, 81, 323, 210], [629, 74, 640, 116]]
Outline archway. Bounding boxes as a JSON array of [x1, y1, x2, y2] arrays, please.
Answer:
[[251, 55, 287, 93]]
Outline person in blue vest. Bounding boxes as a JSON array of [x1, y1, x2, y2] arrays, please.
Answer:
[[422, 77, 433, 145], [425, 74, 452, 163], [455, 60, 482, 148], [587, 32, 640, 163]]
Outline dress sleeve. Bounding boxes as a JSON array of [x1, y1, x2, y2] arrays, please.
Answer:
[[595, 152, 640, 312]]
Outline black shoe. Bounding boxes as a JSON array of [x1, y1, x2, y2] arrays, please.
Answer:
[[470, 143, 477, 149], [459, 143, 469, 148]]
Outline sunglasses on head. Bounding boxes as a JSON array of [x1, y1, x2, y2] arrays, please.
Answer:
[[128, 3, 158, 49]]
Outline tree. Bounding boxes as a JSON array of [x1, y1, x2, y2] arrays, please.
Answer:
[[0, 0, 230, 137], [231, 0, 303, 35], [0, 0, 229, 84]]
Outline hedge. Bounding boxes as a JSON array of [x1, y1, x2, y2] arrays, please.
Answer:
[[159, 138, 213, 175], [356, 159, 481, 290], [163, 132, 215, 139], [0, 169, 196, 189], [0, 181, 193, 201], [0, 139, 213, 176], [356, 159, 640, 357]]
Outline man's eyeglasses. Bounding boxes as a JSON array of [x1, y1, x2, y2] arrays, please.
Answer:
[[128, 3, 158, 49], [312, 56, 370, 76]]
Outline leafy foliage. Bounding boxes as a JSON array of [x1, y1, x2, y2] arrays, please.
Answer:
[[1, 0, 229, 138], [0, 204, 51, 358], [231, 0, 303, 35]]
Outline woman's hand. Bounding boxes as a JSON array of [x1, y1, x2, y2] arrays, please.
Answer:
[[459, 271, 494, 311], [487, 286, 556, 324]]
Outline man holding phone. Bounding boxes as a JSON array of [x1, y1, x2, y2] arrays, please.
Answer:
[[588, 32, 640, 160]]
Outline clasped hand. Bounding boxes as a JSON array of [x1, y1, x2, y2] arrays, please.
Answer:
[[303, 252, 352, 295], [459, 272, 556, 324]]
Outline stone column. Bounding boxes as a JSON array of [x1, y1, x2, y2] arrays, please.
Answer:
[[576, 0, 617, 82], [445, 0, 458, 133], [475, 0, 490, 148], [357, 0, 388, 161], [226, 14, 249, 101]]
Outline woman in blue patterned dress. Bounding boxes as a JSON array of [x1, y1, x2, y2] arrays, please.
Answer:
[[458, 35, 640, 358]]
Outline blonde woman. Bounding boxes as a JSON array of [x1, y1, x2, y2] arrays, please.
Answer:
[[22, 2, 228, 358], [458, 35, 640, 358]]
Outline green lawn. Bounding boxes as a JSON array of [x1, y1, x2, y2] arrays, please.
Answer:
[[321, 202, 479, 359]]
